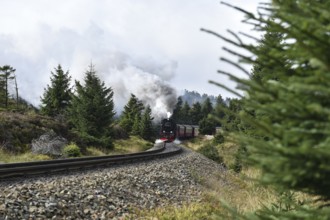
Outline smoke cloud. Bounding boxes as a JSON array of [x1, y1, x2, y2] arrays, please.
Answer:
[[100, 54, 178, 121]]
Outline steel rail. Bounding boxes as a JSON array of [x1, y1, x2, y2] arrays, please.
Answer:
[[0, 143, 182, 179]]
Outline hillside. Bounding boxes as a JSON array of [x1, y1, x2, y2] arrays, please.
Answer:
[[0, 110, 70, 153]]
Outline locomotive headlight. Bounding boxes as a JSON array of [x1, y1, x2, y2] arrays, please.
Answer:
[[170, 131, 173, 133]]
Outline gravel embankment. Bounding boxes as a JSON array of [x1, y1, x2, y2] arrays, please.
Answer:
[[0, 146, 226, 219]]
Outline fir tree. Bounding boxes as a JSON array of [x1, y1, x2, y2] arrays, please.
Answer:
[[172, 96, 183, 122], [181, 101, 191, 124], [201, 97, 213, 119], [140, 105, 154, 141], [69, 64, 115, 148], [204, 0, 330, 218], [131, 113, 141, 136], [221, 99, 244, 133], [119, 94, 144, 134], [198, 117, 216, 135], [189, 102, 203, 125], [212, 94, 226, 126], [40, 64, 72, 116]]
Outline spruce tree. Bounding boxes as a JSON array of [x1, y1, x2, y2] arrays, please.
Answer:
[[212, 94, 226, 127], [198, 117, 216, 135], [131, 113, 141, 136], [69, 64, 115, 148], [181, 101, 191, 124], [40, 64, 72, 116], [119, 94, 144, 134], [204, 0, 330, 218], [201, 97, 213, 118], [140, 105, 154, 141], [190, 102, 203, 125], [221, 99, 244, 133], [172, 96, 183, 123]]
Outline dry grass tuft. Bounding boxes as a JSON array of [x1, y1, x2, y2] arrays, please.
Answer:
[[0, 149, 51, 163], [113, 136, 154, 154]]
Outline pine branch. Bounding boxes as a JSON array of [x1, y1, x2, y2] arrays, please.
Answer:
[[222, 47, 255, 64], [220, 1, 256, 20], [201, 28, 242, 48], [208, 80, 243, 98], [220, 57, 251, 76]]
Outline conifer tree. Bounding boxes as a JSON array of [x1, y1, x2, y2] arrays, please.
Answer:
[[140, 105, 154, 141], [40, 64, 72, 116], [212, 94, 226, 127], [172, 96, 183, 122], [131, 113, 141, 136], [0, 65, 16, 108], [189, 102, 203, 124], [201, 97, 213, 118], [69, 64, 115, 148], [221, 99, 244, 133], [119, 94, 144, 134], [181, 101, 191, 124], [204, 0, 330, 218], [198, 117, 216, 135]]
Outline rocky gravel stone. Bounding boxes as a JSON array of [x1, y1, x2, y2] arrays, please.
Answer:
[[0, 146, 226, 219]]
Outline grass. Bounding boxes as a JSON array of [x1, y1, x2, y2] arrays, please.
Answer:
[[182, 135, 208, 151], [218, 142, 239, 168], [0, 135, 154, 163], [134, 201, 225, 220], [0, 149, 51, 163], [85, 146, 107, 156], [84, 136, 154, 157], [112, 135, 154, 154]]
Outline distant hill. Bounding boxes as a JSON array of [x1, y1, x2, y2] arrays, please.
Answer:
[[180, 90, 230, 106]]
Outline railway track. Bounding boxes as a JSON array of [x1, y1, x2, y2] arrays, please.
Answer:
[[0, 142, 182, 179]]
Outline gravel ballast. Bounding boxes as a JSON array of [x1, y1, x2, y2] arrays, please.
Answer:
[[0, 146, 226, 219]]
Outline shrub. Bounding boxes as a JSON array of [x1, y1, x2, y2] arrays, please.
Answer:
[[198, 117, 216, 135], [213, 133, 225, 144], [75, 132, 113, 149], [112, 124, 129, 139], [197, 143, 223, 164], [63, 143, 81, 157], [230, 145, 247, 173]]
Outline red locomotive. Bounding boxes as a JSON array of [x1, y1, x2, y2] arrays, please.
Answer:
[[160, 118, 177, 142]]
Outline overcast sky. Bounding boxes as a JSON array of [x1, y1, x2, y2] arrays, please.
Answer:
[[0, 0, 264, 116]]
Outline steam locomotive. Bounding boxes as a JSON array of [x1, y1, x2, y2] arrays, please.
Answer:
[[160, 118, 198, 142]]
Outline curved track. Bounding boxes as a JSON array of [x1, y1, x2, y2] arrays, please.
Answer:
[[0, 142, 182, 179]]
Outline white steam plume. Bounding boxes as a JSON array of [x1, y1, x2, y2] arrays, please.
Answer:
[[100, 56, 178, 121]]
